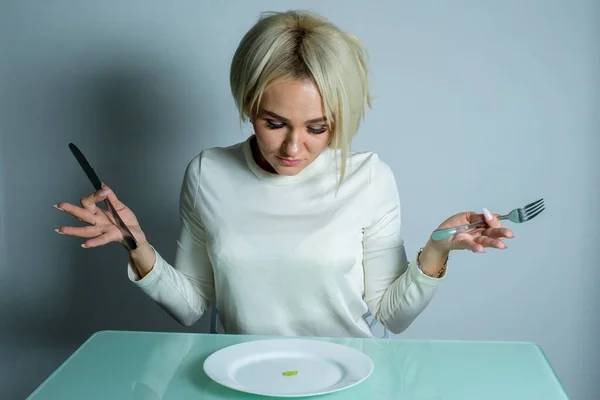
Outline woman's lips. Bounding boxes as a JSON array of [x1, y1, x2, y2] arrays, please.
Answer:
[[276, 156, 302, 167]]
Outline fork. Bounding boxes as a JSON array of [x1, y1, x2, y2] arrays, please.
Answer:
[[430, 198, 545, 241]]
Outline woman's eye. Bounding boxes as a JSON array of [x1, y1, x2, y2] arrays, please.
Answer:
[[308, 126, 327, 135], [265, 119, 285, 129]]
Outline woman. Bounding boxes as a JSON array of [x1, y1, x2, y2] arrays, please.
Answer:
[[54, 10, 513, 338]]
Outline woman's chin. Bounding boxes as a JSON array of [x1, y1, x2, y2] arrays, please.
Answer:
[[273, 166, 303, 176]]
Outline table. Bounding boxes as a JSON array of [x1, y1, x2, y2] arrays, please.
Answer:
[[27, 330, 569, 399]]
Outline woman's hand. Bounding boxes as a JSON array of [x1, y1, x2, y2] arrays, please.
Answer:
[[417, 208, 513, 277], [54, 184, 147, 250], [428, 208, 514, 255]]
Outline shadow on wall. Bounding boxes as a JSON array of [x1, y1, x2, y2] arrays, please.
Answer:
[[5, 47, 214, 398], [57, 62, 195, 336]]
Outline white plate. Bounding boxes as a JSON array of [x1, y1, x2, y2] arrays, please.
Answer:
[[203, 338, 374, 398]]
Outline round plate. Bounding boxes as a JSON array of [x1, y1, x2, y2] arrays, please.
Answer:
[[203, 338, 374, 397]]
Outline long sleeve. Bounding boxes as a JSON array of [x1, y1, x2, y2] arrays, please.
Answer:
[[126, 153, 215, 326], [362, 157, 444, 334]]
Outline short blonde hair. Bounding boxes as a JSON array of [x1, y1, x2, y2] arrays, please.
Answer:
[[230, 10, 371, 187]]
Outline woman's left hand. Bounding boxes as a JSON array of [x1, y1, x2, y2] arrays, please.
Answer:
[[428, 208, 514, 255]]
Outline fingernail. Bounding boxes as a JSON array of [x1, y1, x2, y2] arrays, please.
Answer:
[[54, 228, 64, 235], [81, 243, 88, 248], [483, 208, 493, 221], [98, 189, 110, 196], [53, 204, 64, 211]]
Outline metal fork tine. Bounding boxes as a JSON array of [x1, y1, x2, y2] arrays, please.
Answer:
[[525, 202, 544, 216], [523, 198, 544, 211], [523, 207, 545, 221]]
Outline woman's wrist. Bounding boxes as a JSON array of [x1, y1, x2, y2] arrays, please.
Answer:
[[127, 240, 156, 278], [417, 239, 449, 277]]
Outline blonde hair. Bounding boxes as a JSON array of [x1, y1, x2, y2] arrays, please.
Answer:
[[230, 10, 371, 187]]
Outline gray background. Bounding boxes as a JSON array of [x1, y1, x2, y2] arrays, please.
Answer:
[[1, 0, 598, 398]]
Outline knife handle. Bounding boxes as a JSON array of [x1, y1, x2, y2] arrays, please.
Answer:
[[105, 199, 138, 250]]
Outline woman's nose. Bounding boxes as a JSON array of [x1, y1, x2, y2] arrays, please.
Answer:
[[282, 131, 301, 157]]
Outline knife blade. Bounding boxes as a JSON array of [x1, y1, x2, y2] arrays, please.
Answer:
[[68, 143, 138, 250]]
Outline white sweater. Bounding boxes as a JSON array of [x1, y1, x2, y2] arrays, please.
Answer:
[[127, 136, 444, 337]]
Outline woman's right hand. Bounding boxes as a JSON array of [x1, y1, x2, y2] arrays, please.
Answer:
[[55, 184, 147, 250]]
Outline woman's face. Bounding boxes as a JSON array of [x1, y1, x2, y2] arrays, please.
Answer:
[[251, 79, 331, 175]]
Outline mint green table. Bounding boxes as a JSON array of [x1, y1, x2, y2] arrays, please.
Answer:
[[27, 330, 569, 399]]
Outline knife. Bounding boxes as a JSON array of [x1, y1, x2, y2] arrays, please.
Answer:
[[68, 143, 138, 250]]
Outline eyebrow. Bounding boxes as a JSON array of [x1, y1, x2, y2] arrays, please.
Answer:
[[261, 109, 327, 124]]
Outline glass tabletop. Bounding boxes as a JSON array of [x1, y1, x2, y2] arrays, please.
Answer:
[[27, 330, 569, 399]]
